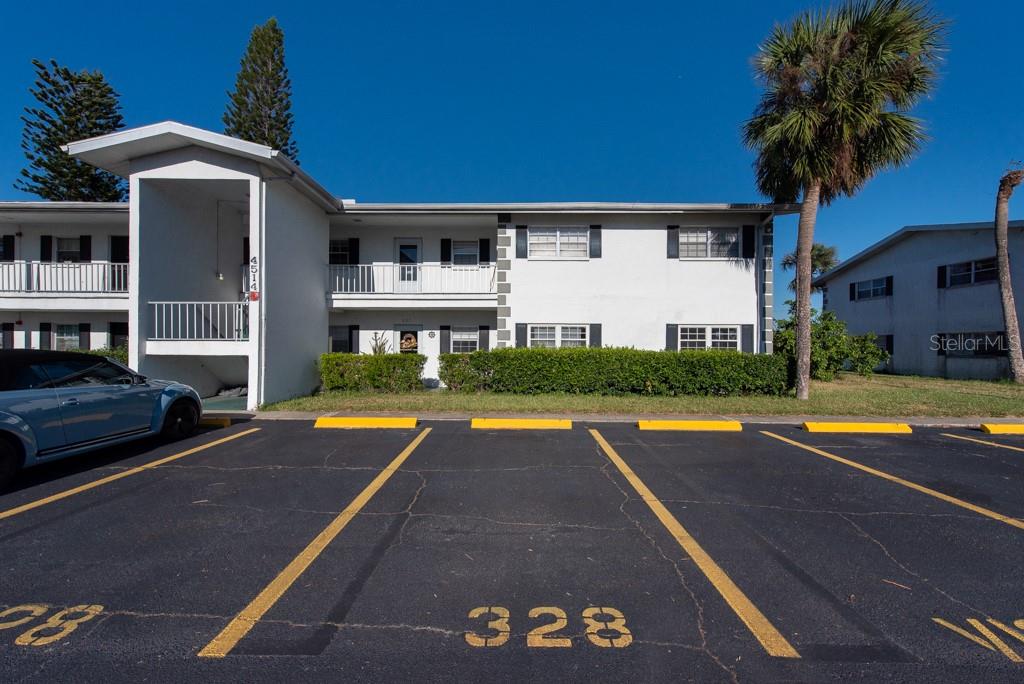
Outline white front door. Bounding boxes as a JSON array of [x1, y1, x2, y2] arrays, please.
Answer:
[[394, 239, 421, 293]]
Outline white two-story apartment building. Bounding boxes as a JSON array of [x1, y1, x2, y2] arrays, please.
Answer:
[[0, 122, 791, 409], [815, 220, 1024, 380]]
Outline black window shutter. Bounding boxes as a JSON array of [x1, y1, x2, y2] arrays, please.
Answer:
[[589, 225, 602, 258], [1, 235, 13, 262], [349, 325, 359, 354], [515, 323, 527, 348], [742, 225, 756, 259], [515, 226, 528, 258], [40, 322, 51, 350], [79, 235, 92, 262], [885, 335, 894, 356], [667, 226, 679, 258], [478, 325, 489, 351], [1, 323, 13, 349], [885, 275, 894, 297], [849, 283, 856, 301], [78, 323, 91, 351], [439, 325, 451, 353], [937, 265, 947, 289], [666, 324, 678, 351], [741, 324, 754, 353], [243, 237, 250, 265], [348, 238, 359, 265], [40, 235, 52, 262], [440, 239, 452, 265], [589, 323, 602, 348], [479, 238, 490, 264]]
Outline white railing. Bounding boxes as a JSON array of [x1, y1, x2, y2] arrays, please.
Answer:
[[150, 302, 249, 341], [0, 261, 128, 293], [329, 264, 496, 295]]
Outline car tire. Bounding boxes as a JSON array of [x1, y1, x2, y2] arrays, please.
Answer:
[[0, 439, 19, 491], [162, 401, 199, 440]]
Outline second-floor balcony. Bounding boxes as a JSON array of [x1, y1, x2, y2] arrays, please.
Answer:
[[0, 261, 129, 294], [328, 264, 496, 296]]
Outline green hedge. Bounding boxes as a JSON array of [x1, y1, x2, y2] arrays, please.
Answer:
[[319, 353, 426, 391], [439, 348, 788, 396], [87, 345, 129, 366]]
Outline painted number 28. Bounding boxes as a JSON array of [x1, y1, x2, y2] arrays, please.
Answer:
[[0, 604, 104, 647], [466, 606, 632, 648]]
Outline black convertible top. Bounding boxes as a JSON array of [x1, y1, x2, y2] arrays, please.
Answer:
[[0, 349, 115, 391]]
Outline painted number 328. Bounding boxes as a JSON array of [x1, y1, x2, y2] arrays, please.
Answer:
[[0, 604, 104, 647], [466, 606, 632, 648]]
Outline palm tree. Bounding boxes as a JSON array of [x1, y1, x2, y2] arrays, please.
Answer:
[[781, 243, 839, 291], [994, 167, 1024, 382], [743, 0, 944, 399]]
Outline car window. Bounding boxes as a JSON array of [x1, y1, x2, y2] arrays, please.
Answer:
[[37, 359, 133, 388], [0, 363, 52, 391]]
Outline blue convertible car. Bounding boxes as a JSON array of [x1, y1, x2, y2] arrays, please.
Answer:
[[0, 350, 202, 488]]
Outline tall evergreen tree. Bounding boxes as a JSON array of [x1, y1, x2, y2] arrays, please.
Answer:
[[223, 18, 299, 162], [17, 59, 126, 201]]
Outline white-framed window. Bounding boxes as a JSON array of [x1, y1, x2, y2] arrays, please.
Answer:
[[678, 228, 740, 259], [678, 325, 740, 351], [854, 277, 888, 300], [452, 241, 479, 266], [56, 324, 80, 351], [528, 227, 588, 259], [56, 238, 81, 263], [451, 326, 479, 353], [946, 257, 997, 287], [528, 324, 587, 348]]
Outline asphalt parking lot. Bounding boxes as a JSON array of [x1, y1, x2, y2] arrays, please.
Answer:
[[1, 419, 1023, 682]]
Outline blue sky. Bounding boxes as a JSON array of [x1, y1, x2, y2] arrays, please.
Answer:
[[0, 0, 1021, 279]]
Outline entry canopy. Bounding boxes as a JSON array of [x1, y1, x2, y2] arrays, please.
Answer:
[[63, 121, 341, 212]]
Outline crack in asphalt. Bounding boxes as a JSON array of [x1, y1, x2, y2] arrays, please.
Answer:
[[836, 514, 987, 616], [596, 460, 739, 684]]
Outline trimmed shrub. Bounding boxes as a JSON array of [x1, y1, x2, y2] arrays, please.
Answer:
[[87, 345, 129, 366], [319, 353, 426, 392], [774, 308, 890, 380], [439, 348, 788, 396]]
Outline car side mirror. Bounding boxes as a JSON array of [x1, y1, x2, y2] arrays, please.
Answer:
[[134, 374, 147, 385]]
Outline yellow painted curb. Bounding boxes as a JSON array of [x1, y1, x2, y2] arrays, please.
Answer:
[[314, 417, 418, 429], [638, 420, 742, 432], [802, 422, 912, 434], [199, 417, 233, 428], [980, 424, 1024, 435], [470, 418, 572, 430]]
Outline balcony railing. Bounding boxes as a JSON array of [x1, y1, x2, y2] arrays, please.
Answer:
[[329, 264, 496, 295], [150, 302, 249, 341], [0, 261, 129, 293]]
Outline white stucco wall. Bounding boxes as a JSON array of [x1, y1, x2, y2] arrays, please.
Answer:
[[260, 180, 330, 403], [330, 310, 498, 382], [509, 213, 764, 350], [0, 220, 127, 262], [329, 217, 496, 264], [822, 227, 1024, 379]]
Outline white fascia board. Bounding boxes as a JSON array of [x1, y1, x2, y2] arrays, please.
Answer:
[[343, 202, 798, 215]]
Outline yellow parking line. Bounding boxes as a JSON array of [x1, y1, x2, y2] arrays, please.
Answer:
[[0, 428, 261, 522], [588, 429, 800, 659], [471, 418, 572, 430], [802, 422, 912, 434], [980, 423, 1024, 435], [638, 420, 742, 432], [941, 432, 1024, 454], [198, 427, 432, 658], [314, 417, 418, 429], [763, 431, 1024, 531]]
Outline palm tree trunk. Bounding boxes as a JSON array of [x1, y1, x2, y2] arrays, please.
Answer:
[[795, 181, 821, 400], [995, 170, 1024, 382]]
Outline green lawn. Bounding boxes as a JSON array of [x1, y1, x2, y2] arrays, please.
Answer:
[[263, 372, 1024, 417]]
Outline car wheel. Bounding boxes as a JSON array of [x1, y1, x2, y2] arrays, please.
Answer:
[[0, 440, 19, 491], [162, 401, 199, 440]]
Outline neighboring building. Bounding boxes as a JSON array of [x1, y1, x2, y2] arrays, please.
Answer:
[[815, 220, 1024, 380], [1, 122, 792, 409]]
